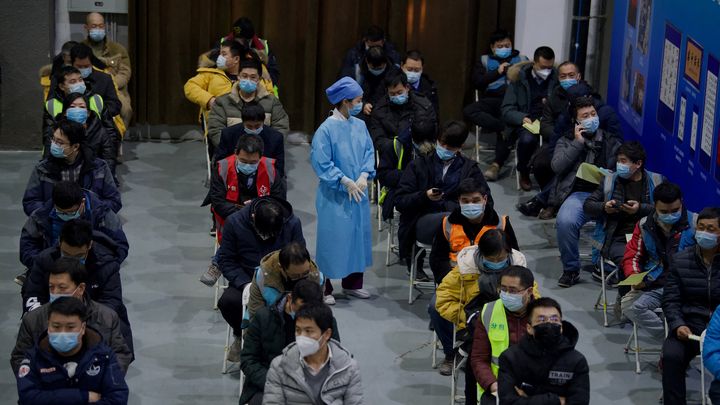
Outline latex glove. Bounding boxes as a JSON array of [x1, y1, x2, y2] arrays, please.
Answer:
[[341, 176, 365, 203], [355, 172, 369, 192]]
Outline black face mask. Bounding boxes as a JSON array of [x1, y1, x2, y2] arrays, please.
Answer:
[[532, 322, 562, 348]]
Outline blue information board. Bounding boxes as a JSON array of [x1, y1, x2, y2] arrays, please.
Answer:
[[607, 0, 720, 211]]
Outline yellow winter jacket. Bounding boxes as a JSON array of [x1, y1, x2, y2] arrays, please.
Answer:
[[184, 67, 233, 122], [435, 246, 538, 330]]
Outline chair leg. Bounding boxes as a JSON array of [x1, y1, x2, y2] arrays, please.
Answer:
[[475, 125, 480, 162], [634, 322, 641, 374], [385, 226, 392, 267], [601, 260, 609, 327], [222, 324, 231, 374], [431, 332, 438, 369], [213, 278, 221, 310], [408, 244, 417, 304]]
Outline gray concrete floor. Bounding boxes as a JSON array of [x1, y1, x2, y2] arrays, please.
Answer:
[[0, 139, 709, 404]]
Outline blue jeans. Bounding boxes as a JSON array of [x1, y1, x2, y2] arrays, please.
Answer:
[[556, 191, 591, 273], [428, 294, 454, 358], [621, 288, 665, 340]]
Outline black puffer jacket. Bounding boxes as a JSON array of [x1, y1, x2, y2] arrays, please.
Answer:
[[369, 91, 437, 149], [663, 246, 720, 334], [498, 321, 590, 405]]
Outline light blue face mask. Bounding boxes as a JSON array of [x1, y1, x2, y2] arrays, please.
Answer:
[[244, 126, 263, 135], [78, 67, 92, 79], [49, 287, 79, 303], [390, 92, 409, 105], [349, 102, 363, 116], [500, 290, 524, 312], [88, 28, 106, 42], [657, 211, 681, 225], [68, 82, 86, 95], [49, 331, 80, 353], [216, 54, 227, 69], [494, 47, 512, 59], [236, 160, 259, 175], [435, 143, 456, 161], [56, 207, 82, 222], [615, 162, 635, 179], [404, 70, 421, 84], [560, 78, 578, 90], [581, 116, 600, 133], [239, 79, 258, 93], [461, 203, 485, 219], [696, 231, 719, 250], [482, 257, 509, 271], [50, 142, 66, 159], [66, 107, 88, 125], [368, 66, 386, 76]]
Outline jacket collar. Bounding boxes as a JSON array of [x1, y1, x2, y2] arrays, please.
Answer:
[[230, 78, 270, 103]]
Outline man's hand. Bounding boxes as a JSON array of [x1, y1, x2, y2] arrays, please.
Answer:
[[206, 97, 216, 109], [426, 189, 443, 202], [363, 103, 373, 115], [604, 200, 620, 214], [514, 386, 528, 397], [498, 62, 511, 75], [490, 382, 498, 393], [559, 397, 567, 405], [88, 392, 102, 403], [677, 326, 692, 341], [621, 200, 640, 215], [574, 124, 586, 142], [523, 117, 533, 125]]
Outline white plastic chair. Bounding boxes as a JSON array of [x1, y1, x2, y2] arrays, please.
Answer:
[[593, 258, 618, 327], [449, 325, 468, 405], [222, 283, 251, 374], [624, 308, 668, 374], [385, 211, 400, 266], [689, 331, 710, 405], [212, 235, 226, 310], [408, 241, 435, 304]]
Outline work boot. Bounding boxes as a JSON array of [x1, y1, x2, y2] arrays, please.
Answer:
[[199, 263, 221, 287], [557, 271, 580, 288], [227, 336, 242, 363], [538, 206, 557, 220], [519, 172, 532, 191], [484, 163, 500, 181], [517, 197, 544, 217], [438, 355, 454, 376]]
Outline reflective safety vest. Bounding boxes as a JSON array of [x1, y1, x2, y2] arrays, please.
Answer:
[[443, 215, 507, 263], [213, 154, 277, 242], [481, 54, 528, 91], [378, 138, 405, 206], [45, 94, 104, 120], [478, 298, 509, 396]]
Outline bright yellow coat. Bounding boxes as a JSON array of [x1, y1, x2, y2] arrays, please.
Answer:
[[184, 67, 233, 122]]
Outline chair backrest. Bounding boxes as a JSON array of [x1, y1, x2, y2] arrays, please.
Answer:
[[242, 282, 252, 307]]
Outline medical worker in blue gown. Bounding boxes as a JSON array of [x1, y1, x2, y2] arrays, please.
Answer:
[[311, 77, 376, 303]]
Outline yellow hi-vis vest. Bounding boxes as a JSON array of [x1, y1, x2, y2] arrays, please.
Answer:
[[477, 298, 509, 396], [378, 137, 405, 205], [45, 94, 104, 120]]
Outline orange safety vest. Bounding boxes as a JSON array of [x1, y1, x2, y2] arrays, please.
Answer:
[[442, 215, 507, 262], [213, 154, 276, 243]]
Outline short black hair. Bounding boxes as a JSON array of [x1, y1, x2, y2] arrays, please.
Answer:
[[527, 297, 563, 320], [221, 40, 245, 59], [533, 46, 555, 62], [653, 182, 682, 204], [241, 104, 266, 122], [438, 120, 469, 148], [239, 58, 261, 75], [253, 199, 284, 236], [61, 40, 79, 55], [53, 119, 86, 146], [59, 219, 93, 248], [478, 229, 510, 258], [403, 49, 424, 65], [411, 122, 437, 144], [62, 92, 89, 113], [501, 265, 534, 290], [617, 141, 646, 167], [51, 257, 88, 286], [54, 66, 82, 86], [571, 95, 596, 119], [365, 46, 387, 67], [291, 279, 323, 305], [489, 29, 512, 46], [384, 70, 407, 88], [458, 177, 488, 197], [364, 25, 385, 42], [70, 43, 94, 64], [279, 242, 311, 270], [296, 302, 334, 333], [232, 17, 255, 39], [235, 133, 264, 156], [52, 181, 84, 210], [698, 207, 720, 225], [48, 296, 87, 322], [557, 60, 579, 72]]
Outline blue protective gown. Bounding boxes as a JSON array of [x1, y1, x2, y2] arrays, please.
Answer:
[[310, 110, 376, 279]]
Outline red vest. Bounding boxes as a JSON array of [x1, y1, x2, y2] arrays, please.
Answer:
[[213, 154, 277, 242]]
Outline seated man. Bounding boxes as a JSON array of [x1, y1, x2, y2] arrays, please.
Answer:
[[264, 303, 362, 404], [221, 17, 280, 85], [354, 46, 402, 120], [11, 258, 132, 374], [83, 12, 132, 127], [199, 134, 286, 286], [217, 197, 304, 361], [401, 50, 439, 115], [470, 266, 536, 405], [498, 297, 590, 404], [68, 43, 122, 119], [215, 104, 285, 174], [704, 306, 720, 404], [584, 141, 663, 281], [23, 219, 132, 352], [15, 297, 128, 404], [552, 96, 622, 287], [207, 58, 289, 149], [430, 177, 518, 282], [395, 121, 492, 278], [340, 24, 400, 81], [662, 207, 720, 404], [485, 46, 556, 190], [369, 70, 437, 152], [20, 181, 128, 270], [246, 242, 323, 318], [240, 279, 340, 405], [23, 120, 121, 216], [463, 29, 528, 165], [622, 182, 696, 341]]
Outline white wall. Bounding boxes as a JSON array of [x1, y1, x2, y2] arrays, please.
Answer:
[[514, 0, 573, 62]]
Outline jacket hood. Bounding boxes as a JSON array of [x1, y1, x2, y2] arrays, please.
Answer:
[[230, 76, 271, 102], [457, 246, 480, 275], [249, 196, 294, 223], [37, 326, 104, 356], [89, 230, 123, 265], [520, 320, 580, 357], [279, 339, 354, 373], [507, 60, 534, 83], [259, 250, 321, 291]]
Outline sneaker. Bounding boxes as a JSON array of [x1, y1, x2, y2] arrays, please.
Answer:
[[519, 172, 532, 191], [517, 197, 543, 217], [591, 266, 619, 285], [199, 263, 221, 287], [14, 272, 27, 287], [557, 272, 580, 288], [415, 268, 431, 282], [227, 336, 242, 363], [438, 356, 454, 376], [324, 295, 336, 305], [538, 206, 557, 220], [343, 288, 370, 299], [484, 163, 500, 181], [209, 225, 216, 238]]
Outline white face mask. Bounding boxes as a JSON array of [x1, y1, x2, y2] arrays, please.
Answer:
[[296, 335, 321, 357], [535, 68, 552, 80]]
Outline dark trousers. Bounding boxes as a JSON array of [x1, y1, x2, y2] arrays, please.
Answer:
[[494, 128, 540, 173], [465, 359, 478, 405], [710, 380, 720, 404], [463, 96, 505, 133], [408, 212, 448, 271], [479, 392, 497, 405], [324, 272, 364, 294], [218, 283, 248, 336], [662, 333, 701, 404], [529, 144, 554, 189], [247, 392, 263, 405]]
